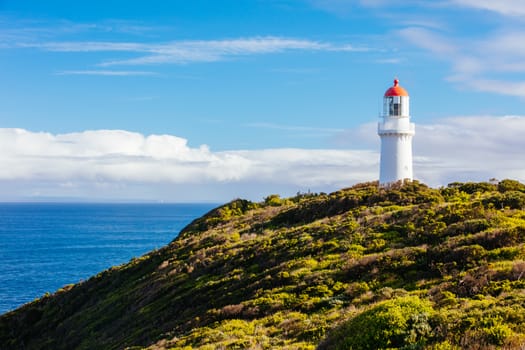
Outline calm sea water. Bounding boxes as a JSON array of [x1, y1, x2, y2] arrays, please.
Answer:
[[0, 203, 217, 314]]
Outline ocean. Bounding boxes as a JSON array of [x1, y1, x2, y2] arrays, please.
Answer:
[[0, 202, 217, 314]]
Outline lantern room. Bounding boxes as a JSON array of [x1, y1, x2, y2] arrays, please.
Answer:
[[383, 79, 409, 117]]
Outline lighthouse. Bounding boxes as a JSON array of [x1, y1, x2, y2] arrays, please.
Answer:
[[378, 79, 415, 185]]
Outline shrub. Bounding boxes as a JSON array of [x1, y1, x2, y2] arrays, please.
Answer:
[[482, 323, 514, 345], [430, 340, 460, 350], [344, 281, 370, 300], [498, 179, 525, 193], [319, 296, 434, 350], [502, 191, 525, 209], [264, 194, 285, 207], [448, 182, 497, 194]]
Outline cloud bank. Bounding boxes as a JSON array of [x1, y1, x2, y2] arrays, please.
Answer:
[[1, 116, 524, 201]]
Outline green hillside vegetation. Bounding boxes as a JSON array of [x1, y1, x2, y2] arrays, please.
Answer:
[[2, 180, 525, 349]]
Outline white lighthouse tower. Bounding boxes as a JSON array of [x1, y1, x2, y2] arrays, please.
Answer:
[[378, 79, 415, 186]]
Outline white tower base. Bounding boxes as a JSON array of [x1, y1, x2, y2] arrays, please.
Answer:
[[378, 131, 414, 185]]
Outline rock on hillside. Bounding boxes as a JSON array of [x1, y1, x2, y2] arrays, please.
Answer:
[[1, 180, 525, 349]]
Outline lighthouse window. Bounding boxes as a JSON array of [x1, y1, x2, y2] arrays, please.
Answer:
[[387, 96, 401, 116], [388, 97, 394, 115], [393, 102, 400, 116]]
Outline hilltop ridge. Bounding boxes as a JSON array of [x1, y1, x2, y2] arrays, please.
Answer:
[[1, 180, 525, 349]]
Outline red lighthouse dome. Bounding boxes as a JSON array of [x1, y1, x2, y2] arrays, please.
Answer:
[[384, 79, 409, 97]]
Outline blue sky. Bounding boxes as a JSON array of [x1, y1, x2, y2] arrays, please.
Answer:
[[1, 0, 525, 202]]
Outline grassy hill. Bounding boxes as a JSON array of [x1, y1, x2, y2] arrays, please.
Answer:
[[2, 180, 525, 349]]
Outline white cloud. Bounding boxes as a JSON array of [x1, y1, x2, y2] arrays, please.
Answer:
[[19, 41, 146, 52], [0, 18, 161, 43], [398, 27, 456, 56], [450, 0, 525, 17], [56, 70, 157, 76], [308, 0, 439, 16], [450, 78, 525, 97], [414, 116, 525, 184], [1, 116, 524, 201], [11, 37, 366, 66], [311, 0, 525, 17], [398, 26, 525, 97], [302, 0, 525, 99], [0, 128, 377, 201], [374, 58, 403, 64]]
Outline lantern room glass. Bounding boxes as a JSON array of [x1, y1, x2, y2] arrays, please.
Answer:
[[384, 96, 409, 117]]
